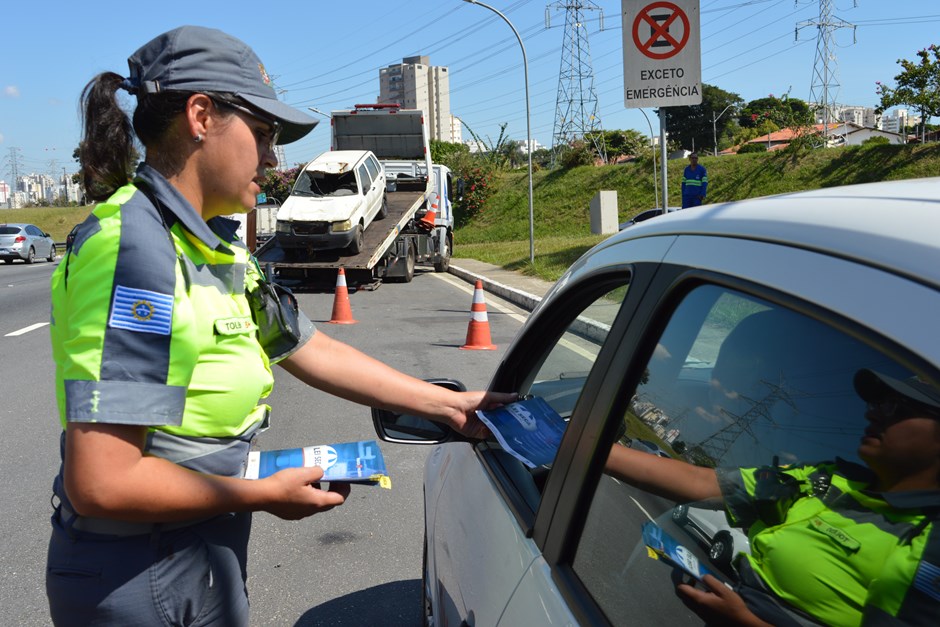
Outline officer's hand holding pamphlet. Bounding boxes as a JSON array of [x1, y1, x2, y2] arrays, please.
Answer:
[[476, 397, 568, 468], [245, 440, 391, 488]]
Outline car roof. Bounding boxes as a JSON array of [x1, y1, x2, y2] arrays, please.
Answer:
[[0, 223, 29, 228], [605, 177, 940, 289], [308, 150, 372, 165]]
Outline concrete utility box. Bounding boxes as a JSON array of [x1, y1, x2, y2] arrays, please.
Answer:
[[590, 190, 619, 234]]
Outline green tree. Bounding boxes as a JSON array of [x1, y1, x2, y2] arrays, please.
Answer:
[[260, 166, 301, 203], [877, 44, 940, 143], [738, 95, 813, 129], [430, 139, 470, 168], [585, 129, 651, 163], [660, 84, 744, 155]]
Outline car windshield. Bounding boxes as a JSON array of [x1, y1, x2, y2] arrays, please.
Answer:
[[292, 170, 358, 198]]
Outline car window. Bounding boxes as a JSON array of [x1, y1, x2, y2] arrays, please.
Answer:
[[358, 164, 372, 193], [490, 279, 629, 511], [293, 170, 359, 197], [365, 156, 380, 181], [0, 226, 20, 235], [570, 284, 933, 625]]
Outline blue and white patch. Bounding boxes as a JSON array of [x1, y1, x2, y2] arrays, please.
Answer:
[[109, 285, 173, 335], [913, 560, 940, 602]]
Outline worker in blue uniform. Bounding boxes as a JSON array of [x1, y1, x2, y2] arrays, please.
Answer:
[[681, 152, 709, 208]]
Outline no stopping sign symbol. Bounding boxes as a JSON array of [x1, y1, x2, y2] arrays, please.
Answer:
[[632, 1, 690, 60]]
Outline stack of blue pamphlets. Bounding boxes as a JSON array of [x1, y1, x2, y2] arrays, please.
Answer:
[[244, 440, 391, 488]]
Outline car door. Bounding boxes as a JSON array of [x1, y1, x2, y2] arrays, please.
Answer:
[[425, 237, 676, 626], [511, 233, 940, 625], [27, 225, 50, 257], [356, 162, 377, 228]]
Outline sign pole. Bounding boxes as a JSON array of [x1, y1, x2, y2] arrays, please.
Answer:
[[622, 0, 701, 211], [659, 108, 669, 210]]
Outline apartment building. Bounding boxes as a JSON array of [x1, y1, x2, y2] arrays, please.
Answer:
[[379, 55, 462, 143]]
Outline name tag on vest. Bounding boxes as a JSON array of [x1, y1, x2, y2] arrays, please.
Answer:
[[809, 516, 860, 551], [215, 317, 256, 336]]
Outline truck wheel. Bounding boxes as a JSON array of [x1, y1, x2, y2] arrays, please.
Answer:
[[347, 225, 364, 255], [433, 233, 451, 273], [402, 241, 415, 283], [377, 193, 388, 220]]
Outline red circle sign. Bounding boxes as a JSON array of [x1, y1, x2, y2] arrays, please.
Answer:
[[632, 1, 691, 60]]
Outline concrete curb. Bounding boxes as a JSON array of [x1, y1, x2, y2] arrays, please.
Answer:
[[448, 262, 610, 344], [448, 263, 543, 312]]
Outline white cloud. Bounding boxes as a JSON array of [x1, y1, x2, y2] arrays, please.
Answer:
[[0, 133, 4, 144], [4, 85, 20, 98]]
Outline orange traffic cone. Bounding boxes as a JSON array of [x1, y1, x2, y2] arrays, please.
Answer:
[[417, 194, 438, 231], [328, 268, 357, 324], [460, 280, 496, 350]]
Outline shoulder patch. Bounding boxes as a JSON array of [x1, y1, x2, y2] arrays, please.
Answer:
[[109, 285, 174, 335], [914, 560, 940, 602]]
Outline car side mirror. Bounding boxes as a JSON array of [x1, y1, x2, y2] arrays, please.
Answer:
[[371, 378, 465, 444]]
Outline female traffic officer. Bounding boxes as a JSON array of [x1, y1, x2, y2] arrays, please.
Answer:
[[46, 25, 513, 626]]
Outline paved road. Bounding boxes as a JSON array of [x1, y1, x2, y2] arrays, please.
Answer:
[[0, 262, 528, 626]]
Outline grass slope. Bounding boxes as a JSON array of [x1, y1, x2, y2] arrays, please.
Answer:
[[455, 142, 940, 281]]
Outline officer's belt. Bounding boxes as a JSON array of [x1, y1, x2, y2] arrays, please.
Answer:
[[57, 500, 216, 537]]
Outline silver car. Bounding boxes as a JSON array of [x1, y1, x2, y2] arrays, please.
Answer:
[[373, 178, 940, 625], [0, 223, 56, 264]]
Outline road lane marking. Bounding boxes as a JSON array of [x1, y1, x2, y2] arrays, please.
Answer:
[[430, 272, 529, 324], [5, 322, 50, 337], [629, 495, 657, 523], [430, 273, 600, 362]]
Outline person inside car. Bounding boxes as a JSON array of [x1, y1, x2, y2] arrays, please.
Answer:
[[606, 368, 940, 627]]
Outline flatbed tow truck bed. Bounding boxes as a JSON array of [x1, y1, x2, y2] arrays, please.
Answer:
[[254, 189, 425, 289]]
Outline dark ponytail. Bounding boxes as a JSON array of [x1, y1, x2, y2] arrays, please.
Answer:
[[79, 72, 136, 201]]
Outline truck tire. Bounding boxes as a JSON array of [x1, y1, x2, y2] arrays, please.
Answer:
[[402, 241, 415, 283], [433, 233, 451, 273], [347, 224, 364, 255]]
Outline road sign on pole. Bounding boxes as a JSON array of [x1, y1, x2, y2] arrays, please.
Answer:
[[622, 0, 701, 108]]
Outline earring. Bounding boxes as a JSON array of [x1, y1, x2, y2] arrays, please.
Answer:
[[194, 134, 203, 143]]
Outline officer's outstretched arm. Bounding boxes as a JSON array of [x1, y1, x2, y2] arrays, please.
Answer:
[[280, 331, 516, 438], [64, 422, 348, 522], [605, 443, 721, 504]]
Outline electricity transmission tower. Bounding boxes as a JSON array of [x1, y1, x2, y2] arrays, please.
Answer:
[[547, 2, 606, 162], [698, 379, 802, 464], [796, 0, 857, 144], [4, 147, 23, 208]]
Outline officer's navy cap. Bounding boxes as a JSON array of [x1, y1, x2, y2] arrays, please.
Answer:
[[126, 25, 317, 144], [854, 368, 940, 412]]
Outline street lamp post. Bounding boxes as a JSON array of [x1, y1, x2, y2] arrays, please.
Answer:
[[712, 104, 735, 157], [462, 0, 535, 265]]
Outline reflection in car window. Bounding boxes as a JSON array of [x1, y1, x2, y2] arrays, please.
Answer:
[[488, 280, 630, 511], [523, 284, 628, 425], [571, 285, 936, 626], [358, 164, 372, 193]]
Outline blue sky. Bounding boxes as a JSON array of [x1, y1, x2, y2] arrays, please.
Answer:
[[2, 0, 938, 177]]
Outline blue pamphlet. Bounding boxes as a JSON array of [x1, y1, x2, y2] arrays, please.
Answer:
[[476, 397, 567, 468], [642, 521, 716, 581], [244, 440, 391, 488]]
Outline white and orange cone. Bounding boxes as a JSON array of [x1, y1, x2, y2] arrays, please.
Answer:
[[328, 267, 357, 324], [460, 280, 496, 350], [417, 193, 438, 231]]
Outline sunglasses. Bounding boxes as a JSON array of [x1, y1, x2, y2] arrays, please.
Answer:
[[212, 97, 282, 151], [867, 398, 940, 421]]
